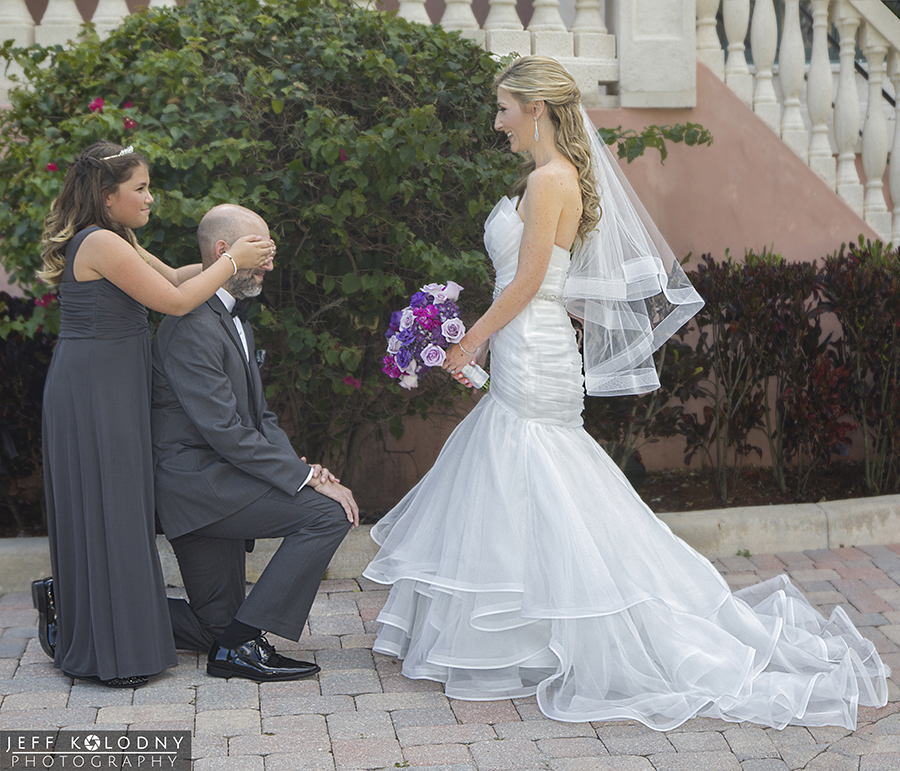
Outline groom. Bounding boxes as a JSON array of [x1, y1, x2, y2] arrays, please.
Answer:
[[151, 204, 358, 682]]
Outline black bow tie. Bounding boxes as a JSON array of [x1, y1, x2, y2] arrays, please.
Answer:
[[230, 299, 251, 322]]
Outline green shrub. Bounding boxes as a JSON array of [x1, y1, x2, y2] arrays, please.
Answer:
[[818, 238, 900, 494], [0, 0, 516, 478], [0, 293, 55, 535]]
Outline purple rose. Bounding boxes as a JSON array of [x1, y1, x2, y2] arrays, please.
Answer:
[[395, 347, 413, 370], [441, 317, 465, 344], [420, 344, 446, 368], [409, 291, 428, 308], [397, 328, 416, 345], [389, 310, 404, 330]]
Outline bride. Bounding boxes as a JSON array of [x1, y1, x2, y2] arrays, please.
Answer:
[[363, 55, 888, 731]]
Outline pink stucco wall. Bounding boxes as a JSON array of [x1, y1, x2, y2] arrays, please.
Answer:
[[589, 63, 878, 269]]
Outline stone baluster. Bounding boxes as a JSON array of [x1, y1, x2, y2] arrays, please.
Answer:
[[92, 0, 131, 39], [722, 0, 752, 106], [528, 0, 573, 58], [779, 0, 809, 162], [483, 0, 531, 58], [570, 0, 615, 66], [528, 0, 567, 30], [572, 0, 607, 34], [750, 0, 779, 131], [806, 0, 836, 188], [832, 3, 863, 216], [395, 0, 431, 26], [860, 22, 891, 240], [696, 0, 724, 80], [441, 0, 484, 46], [889, 51, 900, 243], [0, 0, 35, 104], [35, 0, 83, 47]]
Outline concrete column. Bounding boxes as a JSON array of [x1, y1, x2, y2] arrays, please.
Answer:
[[618, 0, 696, 108]]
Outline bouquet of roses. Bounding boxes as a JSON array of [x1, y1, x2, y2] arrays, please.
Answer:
[[382, 281, 488, 390]]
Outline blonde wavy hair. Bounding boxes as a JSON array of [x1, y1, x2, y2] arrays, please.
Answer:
[[39, 141, 150, 286], [494, 56, 601, 242]]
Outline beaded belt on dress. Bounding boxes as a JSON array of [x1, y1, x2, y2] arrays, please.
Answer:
[[493, 285, 565, 305]]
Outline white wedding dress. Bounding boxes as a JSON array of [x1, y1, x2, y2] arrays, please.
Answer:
[[363, 196, 889, 731]]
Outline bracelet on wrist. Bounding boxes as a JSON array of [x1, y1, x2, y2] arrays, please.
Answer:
[[458, 340, 475, 357], [222, 252, 238, 276]]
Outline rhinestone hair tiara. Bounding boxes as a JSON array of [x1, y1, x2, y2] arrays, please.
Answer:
[[100, 145, 134, 160]]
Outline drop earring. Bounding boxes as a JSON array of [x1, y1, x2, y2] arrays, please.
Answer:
[[534, 115, 540, 142]]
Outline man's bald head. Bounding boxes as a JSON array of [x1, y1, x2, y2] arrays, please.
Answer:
[[198, 204, 270, 268]]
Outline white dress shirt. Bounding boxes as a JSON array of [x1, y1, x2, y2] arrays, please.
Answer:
[[215, 288, 250, 362], [214, 288, 313, 493]]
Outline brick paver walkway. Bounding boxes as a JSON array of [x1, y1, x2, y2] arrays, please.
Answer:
[[3, 545, 900, 770]]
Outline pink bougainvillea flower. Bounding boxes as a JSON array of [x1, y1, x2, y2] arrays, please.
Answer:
[[123, 101, 134, 109], [46, 163, 58, 172], [339, 149, 348, 162], [342, 375, 362, 390], [88, 97, 104, 112], [34, 293, 57, 308], [123, 117, 137, 130]]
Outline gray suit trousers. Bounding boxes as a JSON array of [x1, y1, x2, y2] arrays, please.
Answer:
[[167, 485, 351, 652]]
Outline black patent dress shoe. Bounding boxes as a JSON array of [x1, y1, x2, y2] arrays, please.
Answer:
[[207, 635, 320, 682], [31, 577, 56, 658]]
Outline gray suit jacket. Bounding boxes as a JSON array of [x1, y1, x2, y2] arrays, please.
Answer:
[[151, 295, 310, 539]]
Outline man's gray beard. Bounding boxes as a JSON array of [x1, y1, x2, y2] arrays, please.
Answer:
[[225, 270, 263, 300]]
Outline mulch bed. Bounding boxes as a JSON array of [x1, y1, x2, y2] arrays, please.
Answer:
[[637, 460, 870, 514]]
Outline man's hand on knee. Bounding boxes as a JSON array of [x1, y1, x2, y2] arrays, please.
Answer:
[[301, 456, 340, 485], [308, 476, 360, 527]]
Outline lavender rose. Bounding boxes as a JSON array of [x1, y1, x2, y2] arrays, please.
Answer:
[[399, 308, 415, 330], [386, 335, 402, 354], [443, 281, 463, 302], [420, 344, 447, 368], [399, 372, 419, 390], [440, 317, 465, 344]]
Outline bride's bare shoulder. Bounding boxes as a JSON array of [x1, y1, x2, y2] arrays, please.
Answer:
[[526, 160, 580, 201]]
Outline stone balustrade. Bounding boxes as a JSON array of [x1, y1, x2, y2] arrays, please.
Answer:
[[0, 0, 619, 106], [387, 0, 619, 107], [698, 0, 900, 242]]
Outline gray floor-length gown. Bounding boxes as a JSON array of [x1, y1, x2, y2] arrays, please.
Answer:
[[42, 227, 177, 681]]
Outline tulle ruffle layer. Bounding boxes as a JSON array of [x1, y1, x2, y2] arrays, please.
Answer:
[[364, 397, 889, 731]]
